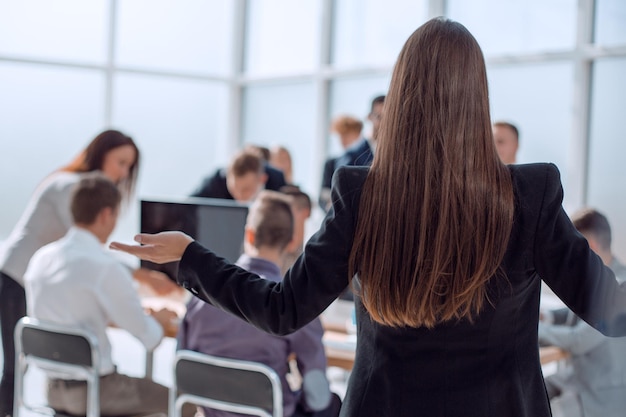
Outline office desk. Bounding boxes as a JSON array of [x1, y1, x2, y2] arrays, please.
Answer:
[[539, 346, 569, 365]]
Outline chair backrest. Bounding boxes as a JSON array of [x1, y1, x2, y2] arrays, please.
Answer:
[[14, 317, 100, 417], [171, 350, 283, 417]]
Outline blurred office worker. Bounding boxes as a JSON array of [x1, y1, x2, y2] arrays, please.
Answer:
[[178, 191, 340, 417], [0, 130, 140, 416], [493, 121, 519, 165], [540, 208, 626, 417], [24, 175, 185, 416]]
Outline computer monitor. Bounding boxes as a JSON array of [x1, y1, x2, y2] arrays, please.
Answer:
[[140, 197, 249, 282]]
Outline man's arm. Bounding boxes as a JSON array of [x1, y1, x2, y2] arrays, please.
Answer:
[[99, 262, 164, 351], [538, 318, 606, 355]]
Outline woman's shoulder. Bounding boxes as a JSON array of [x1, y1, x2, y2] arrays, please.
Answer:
[[507, 163, 564, 229], [35, 171, 83, 200], [508, 163, 561, 197], [508, 162, 559, 179], [40, 171, 82, 189], [40, 170, 82, 186]]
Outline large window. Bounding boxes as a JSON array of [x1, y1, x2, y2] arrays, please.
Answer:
[[116, 0, 234, 75], [242, 81, 317, 192], [0, 0, 109, 64], [1, 0, 625, 261], [447, 0, 577, 54], [244, 0, 322, 75], [587, 57, 626, 259], [0, 63, 106, 231], [332, 0, 428, 68], [595, 0, 626, 45], [488, 62, 575, 195]]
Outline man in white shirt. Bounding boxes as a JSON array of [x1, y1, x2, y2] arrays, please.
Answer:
[[24, 174, 177, 416]]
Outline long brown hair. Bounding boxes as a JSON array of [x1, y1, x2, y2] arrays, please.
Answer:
[[348, 18, 514, 328], [60, 129, 140, 202]]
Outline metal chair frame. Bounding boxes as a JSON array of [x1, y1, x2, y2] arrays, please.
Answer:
[[171, 350, 283, 417], [13, 317, 101, 417]]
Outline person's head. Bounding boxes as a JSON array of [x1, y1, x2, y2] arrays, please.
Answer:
[[226, 150, 268, 202], [71, 173, 122, 243], [367, 95, 385, 141], [269, 146, 294, 184], [493, 121, 519, 165], [244, 191, 294, 257], [244, 144, 271, 162], [349, 18, 514, 328], [279, 185, 311, 218], [62, 129, 140, 202], [331, 115, 363, 149], [279, 185, 311, 253], [572, 208, 612, 262]]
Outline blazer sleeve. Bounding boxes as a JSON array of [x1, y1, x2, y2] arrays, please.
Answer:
[[534, 164, 626, 336], [177, 166, 364, 335]]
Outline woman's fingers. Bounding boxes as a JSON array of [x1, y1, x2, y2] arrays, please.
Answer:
[[109, 241, 155, 260], [110, 231, 194, 264]]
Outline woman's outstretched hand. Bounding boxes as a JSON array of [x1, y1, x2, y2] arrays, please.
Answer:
[[110, 231, 194, 264]]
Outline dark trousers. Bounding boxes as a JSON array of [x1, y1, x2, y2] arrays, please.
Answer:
[[0, 271, 26, 416], [293, 393, 342, 417]]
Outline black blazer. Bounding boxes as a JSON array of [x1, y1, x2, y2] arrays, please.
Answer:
[[178, 164, 626, 417]]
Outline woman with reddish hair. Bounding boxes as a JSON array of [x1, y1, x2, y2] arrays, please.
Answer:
[[0, 129, 140, 414]]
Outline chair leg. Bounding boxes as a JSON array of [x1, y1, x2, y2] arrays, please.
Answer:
[[13, 355, 25, 417], [86, 376, 99, 417]]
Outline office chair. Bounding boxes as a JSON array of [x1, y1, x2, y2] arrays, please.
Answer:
[[171, 350, 283, 417], [13, 317, 101, 417]]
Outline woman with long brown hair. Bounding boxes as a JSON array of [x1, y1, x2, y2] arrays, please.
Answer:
[[112, 18, 626, 417]]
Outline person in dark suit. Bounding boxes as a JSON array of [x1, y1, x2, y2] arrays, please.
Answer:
[[191, 148, 286, 202], [319, 115, 372, 212], [112, 18, 626, 417]]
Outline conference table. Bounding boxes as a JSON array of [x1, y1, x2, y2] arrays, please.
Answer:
[[141, 293, 568, 376]]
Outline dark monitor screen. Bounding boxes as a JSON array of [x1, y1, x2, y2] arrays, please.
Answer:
[[140, 197, 249, 282]]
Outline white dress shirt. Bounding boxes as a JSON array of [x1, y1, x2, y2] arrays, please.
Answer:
[[24, 227, 163, 375]]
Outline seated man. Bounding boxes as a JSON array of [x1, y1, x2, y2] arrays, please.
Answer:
[[539, 208, 626, 417], [24, 174, 186, 416], [178, 191, 341, 417], [192, 148, 286, 202]]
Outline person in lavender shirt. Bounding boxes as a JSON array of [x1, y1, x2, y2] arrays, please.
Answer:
[[177, 190, 341, 417]]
